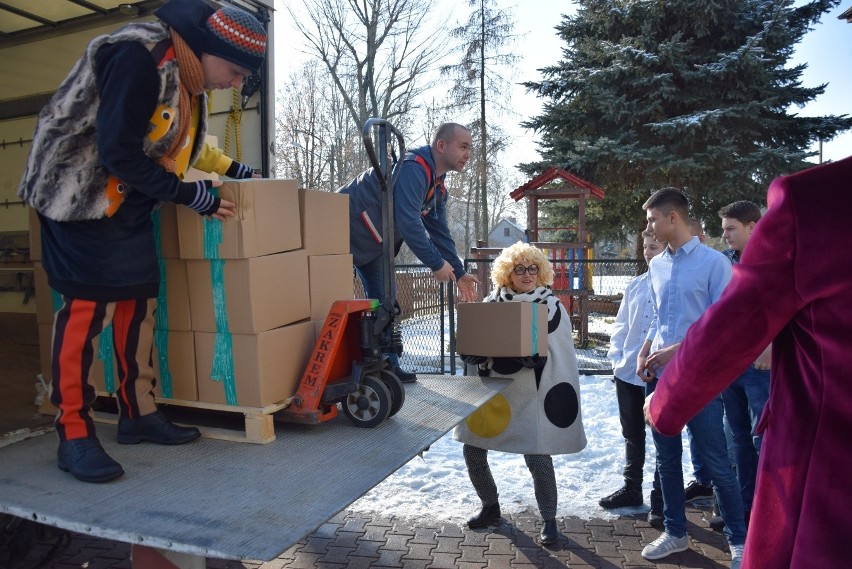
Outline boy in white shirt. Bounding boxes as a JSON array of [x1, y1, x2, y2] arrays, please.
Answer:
[[599, 232, 664, 512]]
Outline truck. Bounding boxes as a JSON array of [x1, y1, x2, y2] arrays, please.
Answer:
[[0, 3, 507, 567]]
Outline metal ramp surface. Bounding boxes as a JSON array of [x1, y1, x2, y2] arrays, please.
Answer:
[[0, 375, 509, 562]]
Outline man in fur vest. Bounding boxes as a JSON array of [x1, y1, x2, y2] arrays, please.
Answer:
[[17, 0, 267, 483]]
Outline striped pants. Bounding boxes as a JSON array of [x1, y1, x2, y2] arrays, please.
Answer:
[[50, 297, 158, 442], [463, 444, 558, 521]]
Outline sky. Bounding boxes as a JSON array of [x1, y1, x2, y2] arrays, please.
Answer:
[[273, 1, 852, 173]]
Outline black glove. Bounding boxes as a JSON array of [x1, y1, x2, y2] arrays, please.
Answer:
[[460, 354, 488, 366], [515, 355, 548, 369], [225, 161, 255, 179], [174, 180, 221, 216]]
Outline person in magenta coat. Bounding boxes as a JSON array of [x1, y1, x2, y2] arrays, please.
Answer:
[[644, 155, 852, 568]]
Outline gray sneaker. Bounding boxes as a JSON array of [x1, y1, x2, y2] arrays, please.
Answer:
[[641, 532, 689, 560], [730, 543, 744, 569]]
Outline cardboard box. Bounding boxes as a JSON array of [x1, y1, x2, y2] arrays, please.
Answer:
[[308, 254, 354, 321], [299, 188, 350, 256], [177, 179, 301, 260], [195, 321, 315, 407], [155, 259, 192, 332], [153, 330, 197, 401], [28, 207, 41, 262], [153, 202, 181, 259], [186, 250, 310, 334], [33, 262, 58, 325], [455, 302, 548, 357]]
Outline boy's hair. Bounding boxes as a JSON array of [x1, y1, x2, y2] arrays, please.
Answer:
[[719, 200, 762, 224], [491, 241, 555, 289], [687, 218, 704, 237], [641, 230, 655, 239], [432, 122, 469, 146], [642, 187, 689, 219]]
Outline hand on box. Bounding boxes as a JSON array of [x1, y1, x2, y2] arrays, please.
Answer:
[[515, 355, 547, 369], [460, 354, 488, 365], [210, 198, 236, 221]]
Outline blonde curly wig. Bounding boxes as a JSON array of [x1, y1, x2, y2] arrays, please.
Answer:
[[490, 241, 554, 290]]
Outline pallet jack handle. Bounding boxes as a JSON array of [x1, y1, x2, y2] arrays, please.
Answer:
[[362, 118, 406, 337]]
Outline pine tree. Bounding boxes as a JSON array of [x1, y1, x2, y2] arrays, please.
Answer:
[[523, 0, 852, 240]]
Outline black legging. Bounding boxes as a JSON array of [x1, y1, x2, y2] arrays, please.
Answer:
[[463, 443, 557, 521]]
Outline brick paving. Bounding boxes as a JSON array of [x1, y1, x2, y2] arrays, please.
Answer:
[[15, 504, 735, 568]]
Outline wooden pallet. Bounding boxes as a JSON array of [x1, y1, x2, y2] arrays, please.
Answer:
[[91, 393, 294, 445]]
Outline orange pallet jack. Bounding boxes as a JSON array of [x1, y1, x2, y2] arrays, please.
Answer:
[[278, 119, 406, 427]]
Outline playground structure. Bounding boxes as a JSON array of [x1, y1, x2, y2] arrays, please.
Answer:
[[470, 167, 605, 347]]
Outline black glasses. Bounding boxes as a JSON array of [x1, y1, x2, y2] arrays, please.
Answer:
[[513, 264, 539, 276]]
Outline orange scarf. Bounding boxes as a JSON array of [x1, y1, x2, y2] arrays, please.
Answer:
[[158, 29, 206, 174]]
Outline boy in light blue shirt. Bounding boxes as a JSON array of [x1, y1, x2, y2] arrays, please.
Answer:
[[637, 188, 746, 569]]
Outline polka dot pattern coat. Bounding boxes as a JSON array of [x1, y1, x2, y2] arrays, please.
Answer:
[[454, 285, 587, 456]]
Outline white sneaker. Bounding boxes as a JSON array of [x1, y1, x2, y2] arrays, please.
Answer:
[[730, 543, 745, 569], [641, 532, 689, 560]]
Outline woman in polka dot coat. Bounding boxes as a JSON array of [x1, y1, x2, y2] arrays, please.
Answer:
[[454, 241, 586, 545]]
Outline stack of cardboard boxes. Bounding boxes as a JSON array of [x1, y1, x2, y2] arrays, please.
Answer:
[[31, 177, 353, 413]]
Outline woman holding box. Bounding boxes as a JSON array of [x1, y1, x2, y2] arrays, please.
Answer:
[[455, 241, 586, 545]]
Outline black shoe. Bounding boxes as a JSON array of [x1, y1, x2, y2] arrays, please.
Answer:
[[709, 503, 725, 531], [599, 486, 643, 509], [648, 489, 664, 528], [684, 480, 714, 503], [117, 410, 200, 445], [57, 438, 124, 483], [540, 519, 559, 545], [392, 366, 417, 383], [467, 503, 501, 528]]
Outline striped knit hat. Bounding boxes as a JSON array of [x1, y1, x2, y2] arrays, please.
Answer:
[[204, 5, 267, 73]]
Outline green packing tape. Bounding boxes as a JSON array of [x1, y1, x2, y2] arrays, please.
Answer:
[[203, 193, 237, 406], [152, 209, 173, 398], [98, 324, 115, 393], [531, 305, 539, 357], [50, 290, 62, 314]]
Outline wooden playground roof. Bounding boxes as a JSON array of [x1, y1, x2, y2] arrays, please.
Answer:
[[510, 167, 605, 202]]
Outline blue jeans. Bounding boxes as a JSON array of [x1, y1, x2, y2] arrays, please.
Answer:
[[690, 412, 736, 486], [355, 255, 401, 368], [647, 378, 746, 545], [721, 365, 770, 511]]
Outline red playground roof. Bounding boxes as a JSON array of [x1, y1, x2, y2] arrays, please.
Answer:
[[510, 167, 605, 202]]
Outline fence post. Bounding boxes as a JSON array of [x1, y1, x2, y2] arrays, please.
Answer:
[[447, 283, 455, 376]]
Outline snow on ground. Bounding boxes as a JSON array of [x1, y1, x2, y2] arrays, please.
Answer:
[[349, 374, 696, 524]]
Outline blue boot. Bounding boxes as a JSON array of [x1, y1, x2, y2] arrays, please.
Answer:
[[57, 438, 124, 483], [117, 410, 200, 445]]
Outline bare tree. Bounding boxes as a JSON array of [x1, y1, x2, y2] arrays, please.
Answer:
[[275, 61, 364, 190], [290, 0, 445, 134]]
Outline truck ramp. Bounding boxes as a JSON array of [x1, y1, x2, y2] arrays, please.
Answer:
[[0, 375, 509, 562]]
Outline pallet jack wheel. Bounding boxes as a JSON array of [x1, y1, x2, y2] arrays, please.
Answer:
[[378, 369, 405, 418], [341, 375, 392, 428]]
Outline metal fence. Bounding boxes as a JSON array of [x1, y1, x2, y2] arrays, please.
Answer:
[[355, 259, 644, 376]]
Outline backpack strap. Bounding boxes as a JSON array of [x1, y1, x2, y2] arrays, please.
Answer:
[[413, 154, 445, 213]]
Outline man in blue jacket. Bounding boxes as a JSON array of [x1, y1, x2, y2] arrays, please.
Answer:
[[339, 122, 480, 382]]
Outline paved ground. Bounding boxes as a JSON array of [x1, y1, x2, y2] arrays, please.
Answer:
[[11, 504, 734, 568]]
